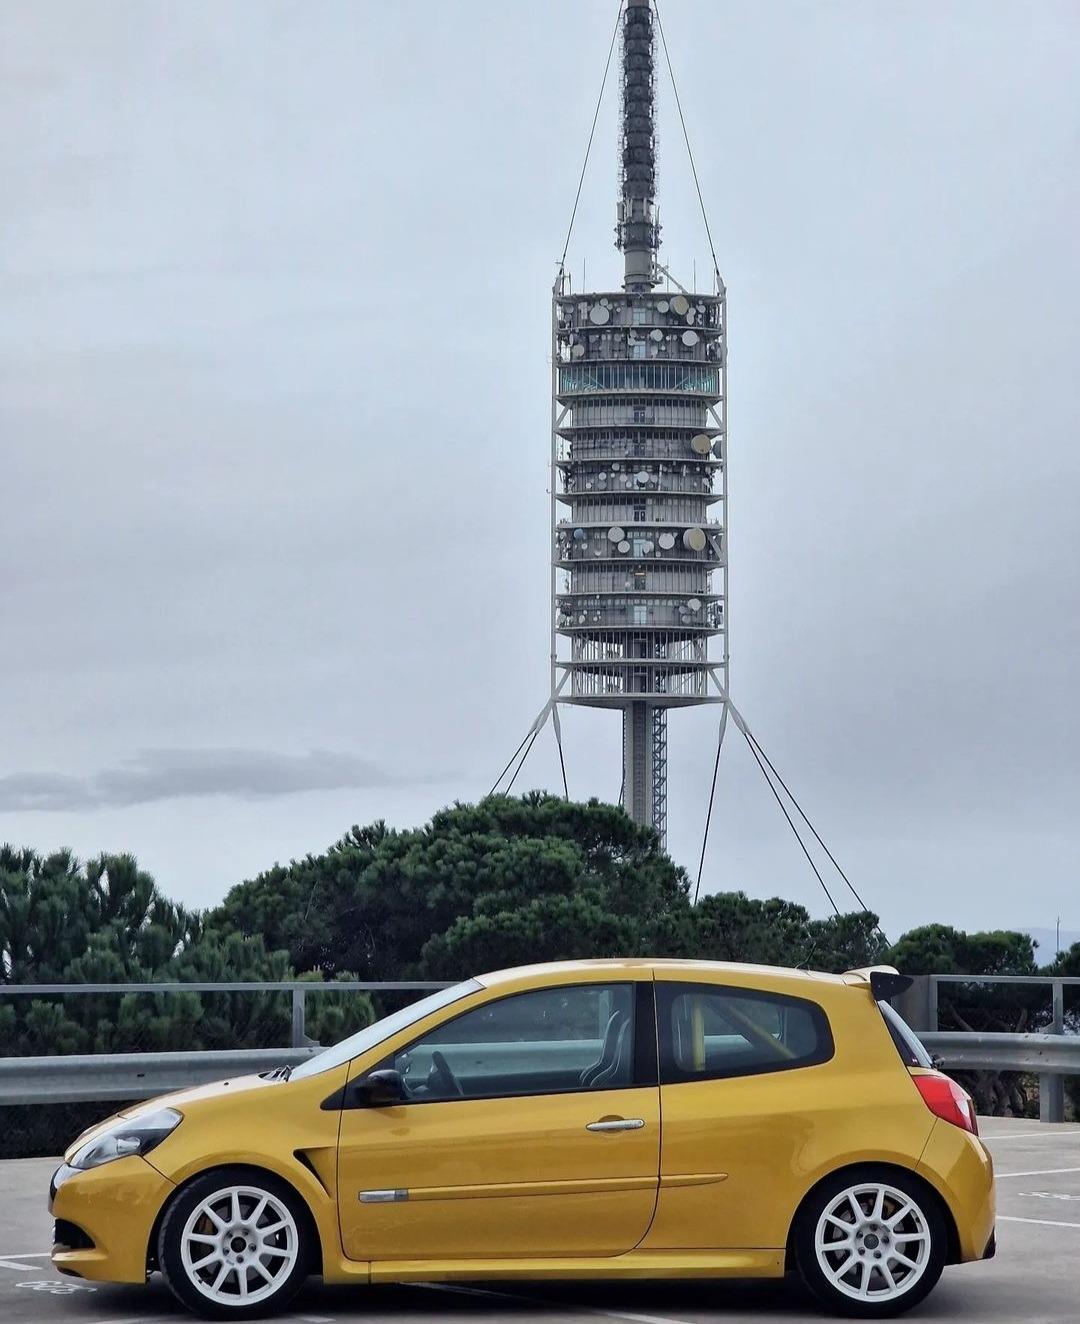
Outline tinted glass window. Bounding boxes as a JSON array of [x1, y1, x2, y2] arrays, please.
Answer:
[[658, 982, 832, 1083], [289, 979, 482, 1080], [878, 1000, 934, 1069], [387, 983, 636, 1103]]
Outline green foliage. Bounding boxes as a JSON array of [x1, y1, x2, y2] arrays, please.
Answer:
[[207, 794, 693, 980], [206, 794, 887, 980], [888, 924, 1038, 979], [0, 846, 374, 1061], [4, 793, 1068, 1137]]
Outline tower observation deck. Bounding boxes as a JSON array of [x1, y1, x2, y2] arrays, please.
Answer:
[[551, 0, 727, 847]]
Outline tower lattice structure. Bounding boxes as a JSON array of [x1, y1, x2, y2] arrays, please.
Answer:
[[550, 0, 728, 846]]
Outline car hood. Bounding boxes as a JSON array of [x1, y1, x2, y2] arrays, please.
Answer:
[[62, 1073, 278, 1163], [119, 1071, 279, 1116]]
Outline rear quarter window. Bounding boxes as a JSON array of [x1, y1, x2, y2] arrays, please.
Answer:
[[877, 999, 934, 1069], [657, 982, 834, 1084]]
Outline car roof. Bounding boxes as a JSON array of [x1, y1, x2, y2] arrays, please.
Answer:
[[475, 957, 854, 990]]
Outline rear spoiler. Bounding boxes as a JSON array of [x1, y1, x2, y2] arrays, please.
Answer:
[[843, 965, 913, 1002]]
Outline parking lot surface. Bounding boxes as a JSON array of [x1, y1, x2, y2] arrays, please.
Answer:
[[3, 1118, 1079, 1323]]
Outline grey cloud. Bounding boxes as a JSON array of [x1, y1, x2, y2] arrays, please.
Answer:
[[1, 0, 1076, 933], [0, 749, 417, 812]]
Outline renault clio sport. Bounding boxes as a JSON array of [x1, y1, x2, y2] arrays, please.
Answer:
[[50, 960, 995, 1318]]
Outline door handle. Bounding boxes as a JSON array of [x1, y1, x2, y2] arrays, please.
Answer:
[[586, 1117, 645, 1133]]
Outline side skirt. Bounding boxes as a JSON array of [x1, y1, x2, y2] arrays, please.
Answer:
[[323, 1249, 786, 1286]]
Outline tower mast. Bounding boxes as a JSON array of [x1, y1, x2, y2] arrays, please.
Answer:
[[618, 0, 660, 293], [551, 0, 728, 847]]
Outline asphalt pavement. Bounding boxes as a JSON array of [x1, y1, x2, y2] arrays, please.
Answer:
[[2, 1118, 1078, 1323]]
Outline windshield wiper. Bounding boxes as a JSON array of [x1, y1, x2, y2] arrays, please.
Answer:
[[260, 1064, 293, 1082]]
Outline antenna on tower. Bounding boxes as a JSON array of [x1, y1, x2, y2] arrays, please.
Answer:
[[546, 0, 728, 848], [488, 0, 878, 934], [617, 0, 660, 292]]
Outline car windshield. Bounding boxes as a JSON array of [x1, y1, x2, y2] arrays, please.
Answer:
[[289, 980, 483, 1081]]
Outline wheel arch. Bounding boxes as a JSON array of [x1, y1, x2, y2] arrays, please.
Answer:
[[145, 1162, 325, 1277], [782, 1160, 962, 1271]]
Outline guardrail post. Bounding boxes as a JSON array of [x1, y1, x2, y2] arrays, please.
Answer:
[[928, 976, 939, 1032], [291, 987, 307, 1048], [1040, 979, 1066, 1124], [894, 976, 932, 1031]]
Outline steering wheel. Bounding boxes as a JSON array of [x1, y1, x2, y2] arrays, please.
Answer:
[[429, 1050, 464, 1098]]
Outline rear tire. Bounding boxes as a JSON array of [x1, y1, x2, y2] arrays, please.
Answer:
[[794, 1166, 947, 1318], [157, 1168, 311, 1319]]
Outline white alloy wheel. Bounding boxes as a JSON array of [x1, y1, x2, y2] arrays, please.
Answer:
[[179, 1184, 299, 1308], [813, 1181, 931, 1304]]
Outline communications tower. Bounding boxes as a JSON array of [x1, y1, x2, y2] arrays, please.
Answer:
[[551, 0, 727, 845]]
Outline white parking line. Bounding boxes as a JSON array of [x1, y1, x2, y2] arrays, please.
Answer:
[[980, 1132, 1080, 1142], [997, 1167, 1080, 1178], [414, 1282, 680, 1324], [0, 1253, 51, 1260], [74, 1318, 168, 1324], [75, 1318, 167, 1324], [0, 1258, 35, 1272], [998, 1214, 1080, 1229]]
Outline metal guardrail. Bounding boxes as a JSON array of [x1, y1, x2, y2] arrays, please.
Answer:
[[921, 1032, 1080, 1074], [0, 980, 449, 1050], [0, 1048, 318, 1106], [1, 976, 1077, 1119], [896, 974, 1077, 1123], [2, 1032, 1077, 1110]]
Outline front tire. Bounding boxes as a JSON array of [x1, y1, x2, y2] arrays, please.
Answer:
[[794, 1167, 947, 1318], [157, 1168, 311, 1319]]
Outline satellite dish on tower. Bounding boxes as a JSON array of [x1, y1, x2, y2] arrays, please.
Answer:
[[690, 434, 712, 455]]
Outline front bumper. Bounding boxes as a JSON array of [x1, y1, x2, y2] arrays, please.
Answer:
[[50, 1155, 174, 1283]]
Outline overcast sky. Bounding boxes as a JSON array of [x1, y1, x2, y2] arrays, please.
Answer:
[[2, 1, 1077, 943]]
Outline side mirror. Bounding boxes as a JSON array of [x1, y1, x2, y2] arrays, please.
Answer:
[[351, 1068, 406, 1108]]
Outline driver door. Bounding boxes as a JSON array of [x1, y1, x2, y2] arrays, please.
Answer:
[[336, 979, 659, 1263]]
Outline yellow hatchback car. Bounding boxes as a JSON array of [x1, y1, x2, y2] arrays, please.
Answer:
[[50, 960, 995, 1319]]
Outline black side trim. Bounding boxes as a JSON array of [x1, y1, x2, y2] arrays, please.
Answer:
[[870, 971, 914, 1001], [293, 1150, 332, 1197], [319, 1083, 350, 1112], [633, 980, 658, 1087]]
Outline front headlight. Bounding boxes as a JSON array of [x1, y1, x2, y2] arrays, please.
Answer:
[[68, 1107, 183, 1171]]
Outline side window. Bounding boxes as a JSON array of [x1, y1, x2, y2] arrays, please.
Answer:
[[658, 982, 832, 1084], [386, 983, 636, 1103]]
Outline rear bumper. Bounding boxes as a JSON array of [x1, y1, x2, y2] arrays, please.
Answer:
[[916, 1119, 996, 1262], [49, 1156, 173, 1283]]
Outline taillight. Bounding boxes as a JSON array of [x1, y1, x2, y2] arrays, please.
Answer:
[[913, 1071, 979, 1135]]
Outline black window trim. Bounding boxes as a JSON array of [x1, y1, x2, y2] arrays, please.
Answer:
[[656, 980, 835, 1086], [335, 979, 658, 1110]]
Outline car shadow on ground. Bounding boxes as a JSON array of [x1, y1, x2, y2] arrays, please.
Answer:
[[26, 1270, 985, 1321]]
